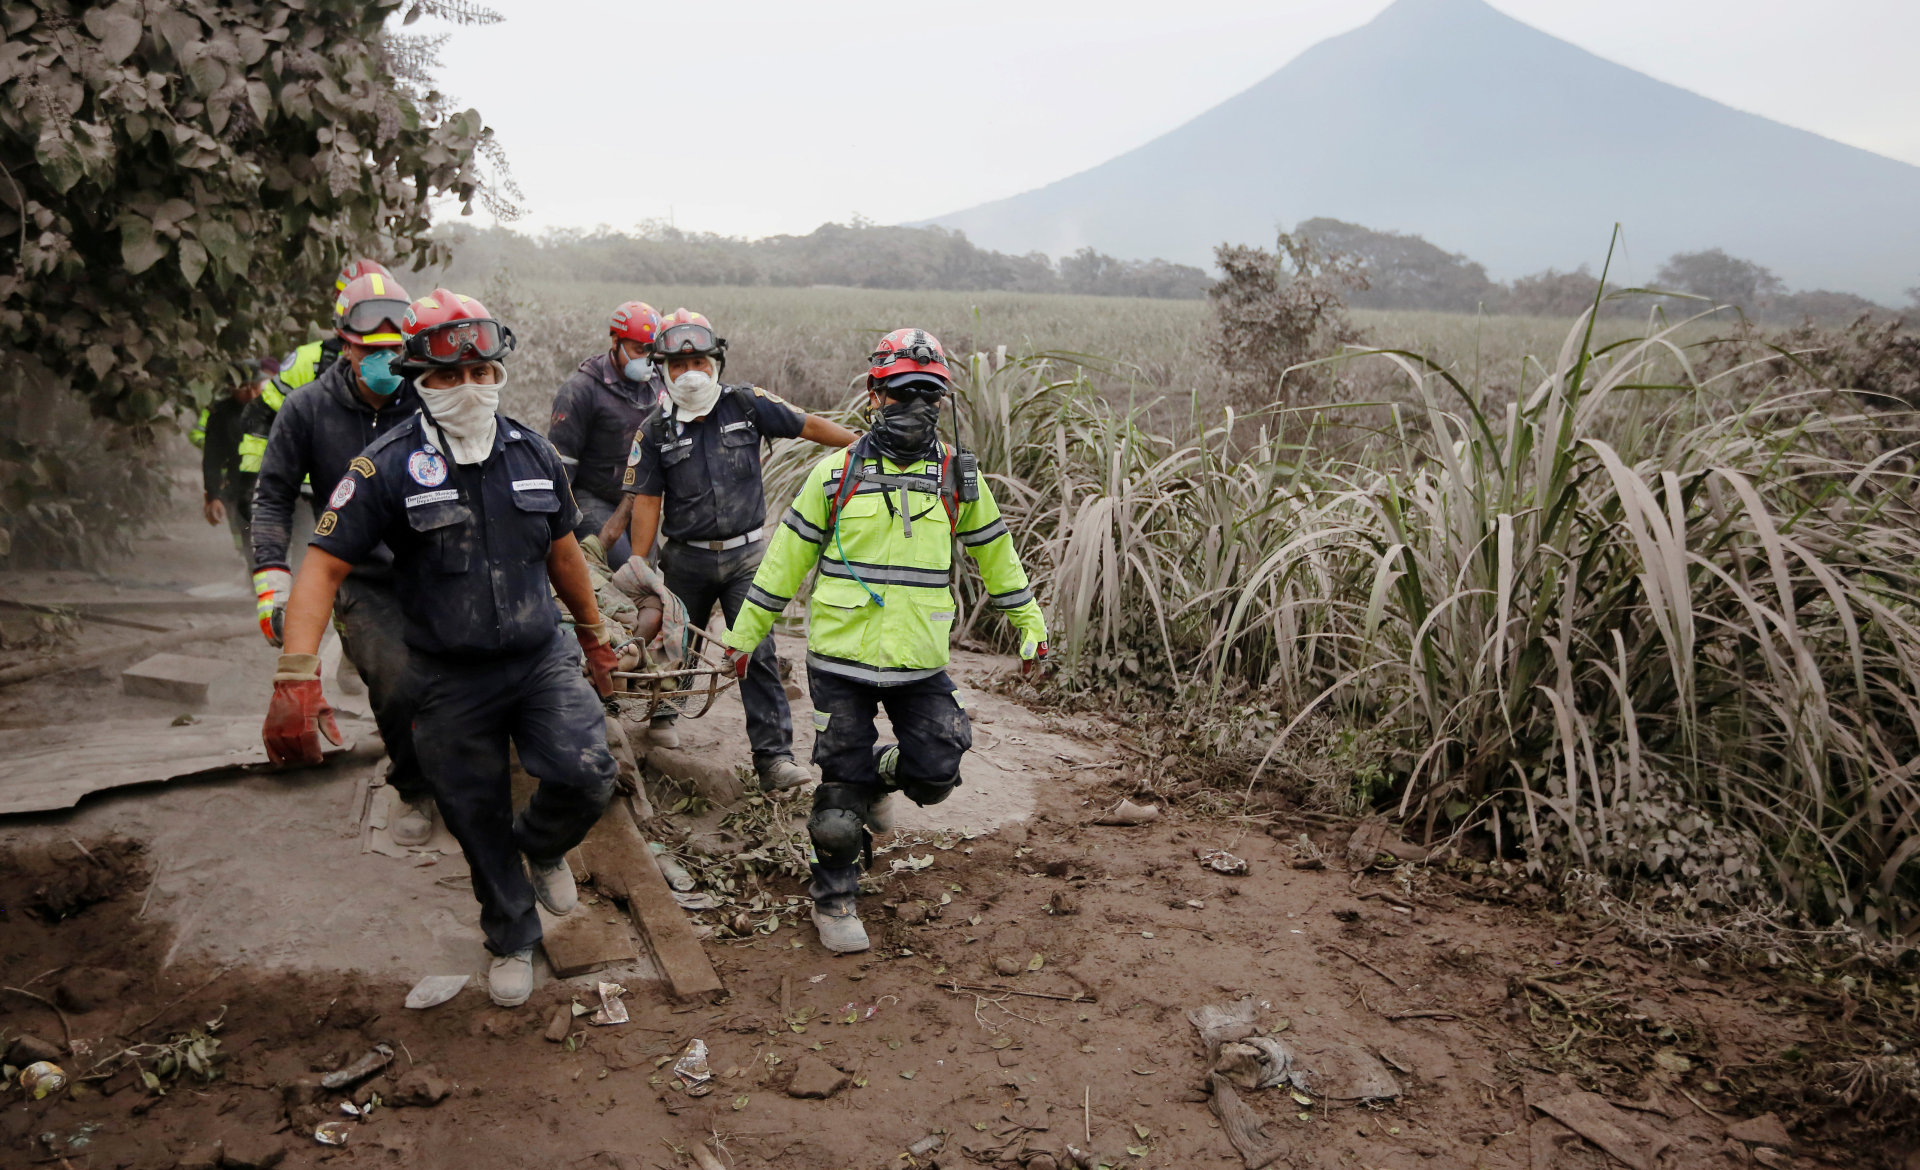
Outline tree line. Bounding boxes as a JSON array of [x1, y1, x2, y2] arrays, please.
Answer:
[[435, 221, 1215, 300]]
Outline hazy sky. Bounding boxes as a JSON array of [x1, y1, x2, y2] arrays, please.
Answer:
[[431, 0, 1920, 245]]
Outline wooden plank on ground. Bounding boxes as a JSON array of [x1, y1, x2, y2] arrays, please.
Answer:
[[537, 902, 640, 978], [0, 715, 354, 816], [581, 797, 723, 1001]]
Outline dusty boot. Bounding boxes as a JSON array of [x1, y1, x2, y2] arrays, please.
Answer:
[[389, 794, 434, 847], [757, 756, 812, 793], [528, 857, 577, 915], [864, 792, 894, 835], [812, 903, 870, 954], [488, 947, 535, 1007], [648, 718, 680, 749]]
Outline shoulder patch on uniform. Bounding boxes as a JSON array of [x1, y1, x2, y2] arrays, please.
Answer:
[[750, 385, 787, 404], [348, 456, 376, 479], [622, 466, 636, 486], [328, 479, 356, 509], [315, 510, 338, 537], [627, 435, 643, 467]]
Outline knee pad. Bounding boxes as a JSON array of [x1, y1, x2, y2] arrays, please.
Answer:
[[900, 775, 960, 807], [808, 807, 866, 868]]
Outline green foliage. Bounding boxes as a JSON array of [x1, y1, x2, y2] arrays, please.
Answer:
[[0, 0, 499, 426]]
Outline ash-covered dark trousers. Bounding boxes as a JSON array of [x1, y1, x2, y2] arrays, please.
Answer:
[[806, 667, 971, 911], [409, 632, 617, 956], [659, 539, 793, 764], [331, 575, 427, 802]]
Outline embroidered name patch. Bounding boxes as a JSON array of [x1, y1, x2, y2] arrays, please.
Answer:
[[664, 438, 693, 451], [720, 420, 754, 433], [328, 479, 355, 508], [407, 449, 448, 487], [405, 490, 460, 507], [348, 456, 376, 478], [511, 478, 553, 492]]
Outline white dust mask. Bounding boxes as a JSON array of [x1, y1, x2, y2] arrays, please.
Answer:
[[665, 367, 722, 419], [416, 362, 507, 464]]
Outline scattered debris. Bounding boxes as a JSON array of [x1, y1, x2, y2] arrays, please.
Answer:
[[1093, 799, 1159, 826], [786, 1054, 848, 1100], [1198, 849, 1249, 875], [590, 981, 629, 1026], [942, 980, 1097, 1004], [1291, 1038, 1400, 1102], [1528, 1089, 1670, 1170], [650, 843, 696, 892], [1725, 1112, 1792, 1149], [19, 1060, 68, 1099], [673, 1039, 714, 1094], [392, 1064, 452, 1107], [545, 1004, 574, 1043], [1208, 1074, 1288, 1169], [1046, 889, 1079, 915], [313, 1120, 354, 1146], [319, 1044, 392, 1090], [994, 955, 1024, 976], [404, 974, 469, 1010], [1344, 817, 1429, 871], [1214, 1037, 1304, 1092], [1187, 996, 1260, 1061], [906, 1132, 944, 1157]]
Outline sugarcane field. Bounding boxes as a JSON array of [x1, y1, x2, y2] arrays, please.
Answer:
[[4, 2, 1920, 1169]]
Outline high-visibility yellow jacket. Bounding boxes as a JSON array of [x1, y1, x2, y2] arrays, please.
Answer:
[[724, 445, 1047, 685], [237, 338, 325, 473]]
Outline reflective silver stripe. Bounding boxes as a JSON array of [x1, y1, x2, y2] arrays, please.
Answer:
[[746, 583, 790, 611], [989, 587, 1035, 609], [806, 652, 946, 686], [956, 518, 1008, 546], [783, 507, 826, 544], [820, 559, 949, 588]]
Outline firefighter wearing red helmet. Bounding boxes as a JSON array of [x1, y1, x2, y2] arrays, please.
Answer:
[[721, 328, 1048, 953], [246, 268, 443, 851], [264, 288, 620, 1009], [623, 308, 859, 777], [547, 301, 669, 567]]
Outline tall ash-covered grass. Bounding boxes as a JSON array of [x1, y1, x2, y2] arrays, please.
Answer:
[[943, 300, 1920, 937]]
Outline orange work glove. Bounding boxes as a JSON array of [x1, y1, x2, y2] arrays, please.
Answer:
[[263, 653, 342, 765], [722, 647, 751, 680]]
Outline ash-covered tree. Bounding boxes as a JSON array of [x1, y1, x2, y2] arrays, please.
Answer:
[[0, 0, 512, 425], [1293, 217, 1498, 313], [1208, 232, 1367, 407], [1653, 248, 1783, 310]]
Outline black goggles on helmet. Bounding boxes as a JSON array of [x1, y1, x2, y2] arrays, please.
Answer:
[[655, 322, 725, 357], [339, 297, 411, 339], [871, 341, 943, 367], [404, 318, 516, 367]]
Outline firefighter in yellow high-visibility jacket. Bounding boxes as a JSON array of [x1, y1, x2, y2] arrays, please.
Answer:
[[720, 329, 1048, 953]]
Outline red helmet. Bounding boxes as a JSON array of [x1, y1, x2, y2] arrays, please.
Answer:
[[335, 258, 396, 293], [334, 272, 411, 346], [398, 288, 516, 374], [652, 308, 727, 373], [610, 301, 662, 347], [868, 327, 952, 395]]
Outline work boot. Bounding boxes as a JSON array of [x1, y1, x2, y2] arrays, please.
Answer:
[[648, 718, 680, 750], [528, 856, 577, 915], [488, 947, 535, 1007], [811, 903, 870, 954], [864, 792, 895, 835], [757, 756, 812, 793], [389, 794, 434, 847]]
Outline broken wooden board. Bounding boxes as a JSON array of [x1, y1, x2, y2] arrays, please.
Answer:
[[122, 652, 227, 706], [0, 714, 354, 816], [537, 903, 641, 978], [580, 796, 723, 1001]]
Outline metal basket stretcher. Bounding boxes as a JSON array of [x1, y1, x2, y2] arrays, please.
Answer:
[[608, 623, 740, 722]]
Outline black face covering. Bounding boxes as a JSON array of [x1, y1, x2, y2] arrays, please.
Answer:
[[869, 397, 942, 462]]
